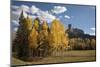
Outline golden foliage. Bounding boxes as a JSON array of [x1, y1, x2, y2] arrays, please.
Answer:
[[49, 19, 68, 50], [26, 16, 33, 30], [91, 39, 96, 49], [28, 27, 38, 49], [40, 21, 49, 38], [14, 11, 69, 58], [34, 19, 39, 30], [28, 18, 40, 49]]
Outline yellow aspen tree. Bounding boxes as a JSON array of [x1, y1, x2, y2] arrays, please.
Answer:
[[37, 20, 51, 57], [49, 19, 68, 52], [28, 18, 40, 57], [91, 39, 96, 50]]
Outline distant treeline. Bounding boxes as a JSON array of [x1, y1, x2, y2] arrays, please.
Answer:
[[66, 24, 96, 50]]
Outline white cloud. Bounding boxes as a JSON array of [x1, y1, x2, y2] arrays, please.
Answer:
[[31, 5, 39, 14], [11, 11, 20, 21], [37, 11, 56, 23], [11, 5, 56, 24], [28, 15, 38, 22], [14, 27, 18, 32], [29, 8, 56, 23], [22, 11, 28, 18], [18, 5, 30, 12], [11, 20, 19, 32], [12, 20, 19, 26], [89, 32, 95, 35], [12, 5, 30, 12], [90, 27, 95, 31], [11, 10, 27, 22], [12, 5, 39, 14], [12, 5, 19, 10], [11, 4, 56, 32], [51, 6, 67, 14], [90, 27, 95, 35], [64, 15, 70, 19]]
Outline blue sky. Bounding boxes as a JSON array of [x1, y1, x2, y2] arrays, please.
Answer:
[[11, 1, 96, 35]]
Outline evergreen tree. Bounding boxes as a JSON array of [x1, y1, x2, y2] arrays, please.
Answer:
[[13, 11, 32, 60]]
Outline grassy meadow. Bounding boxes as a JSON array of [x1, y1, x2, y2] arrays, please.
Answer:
[[12, 50, 96, 66]]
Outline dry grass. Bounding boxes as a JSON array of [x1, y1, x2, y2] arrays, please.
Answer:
[[11, 50, 96, 66]]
